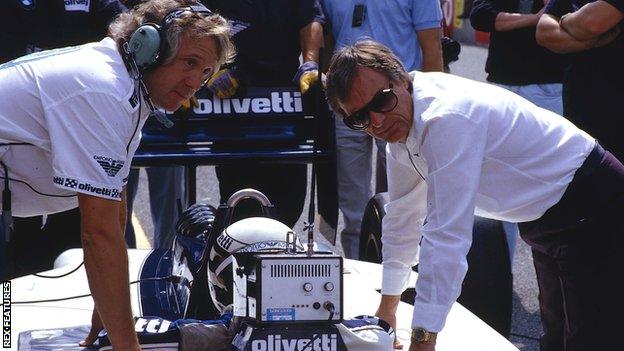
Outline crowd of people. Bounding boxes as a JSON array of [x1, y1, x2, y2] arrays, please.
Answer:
[[0, 0, 622, 350]]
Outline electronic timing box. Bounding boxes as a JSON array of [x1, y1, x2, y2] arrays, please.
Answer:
[[232, 252, 343, 324]]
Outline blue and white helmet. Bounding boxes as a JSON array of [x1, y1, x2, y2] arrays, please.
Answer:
[[207, 217, 303, 313]]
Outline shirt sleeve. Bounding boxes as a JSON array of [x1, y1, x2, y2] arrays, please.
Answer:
[[544, 0, 573, 17], [299, 0, 326, 28], [381, 145, 427, 295], [469, 0, 500, 32], [411, 0, 443, 31], [410, 111, 488, 332], [44, 91, 136, 201]]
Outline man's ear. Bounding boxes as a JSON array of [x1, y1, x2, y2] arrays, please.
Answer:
[[405, 79, 413, 94]]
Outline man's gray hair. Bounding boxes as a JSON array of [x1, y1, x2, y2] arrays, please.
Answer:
[[108, 0, 235, 68], [325, 40, 411, 117]]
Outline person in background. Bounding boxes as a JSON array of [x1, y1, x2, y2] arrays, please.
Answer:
[[320, 0, 443, 259], [470, 0, 565, 114], [533, 2, 623, 350], [124, 163, 186, 249], [0, 0, 127, 279], [200, 0, 325, 228], [470, 0, 567, 264]]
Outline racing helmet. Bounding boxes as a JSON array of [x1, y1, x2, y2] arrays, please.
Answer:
[[207, 217, 303, 313]]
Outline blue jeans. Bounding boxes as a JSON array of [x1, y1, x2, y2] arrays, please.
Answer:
[[334, 116, 387, 259], [125, 166, 186, 250]]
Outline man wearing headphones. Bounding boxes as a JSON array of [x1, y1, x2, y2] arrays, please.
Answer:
[[0, 0, 128, 280], [0, 0, 234, 348]]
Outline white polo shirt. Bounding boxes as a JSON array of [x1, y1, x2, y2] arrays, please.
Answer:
[[381, 72, 595, 332], [0, 38, 149, 217]]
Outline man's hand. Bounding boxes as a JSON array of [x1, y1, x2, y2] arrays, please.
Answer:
[[206, 68, 240, 99], [593, 24, 622, 48], [409, 342, 436, 351], [79, 193, 140, 350], [376, 295, 404, 349], [293, 61, 319, 94], [79, 307, 103, 347], [559, 1, 624, 41]]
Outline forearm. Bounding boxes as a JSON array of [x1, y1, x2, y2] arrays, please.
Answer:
[[536, 14, 597, 53], [418, 28, 444, 72], [119, 188, 127, 235], [421, 45, 444, 72], [79, 194, 138, 350], [83, 229, 137, 349], [560, 1, 624, 40], [300, 21, 324, 63], [494, 12, 540, 31]]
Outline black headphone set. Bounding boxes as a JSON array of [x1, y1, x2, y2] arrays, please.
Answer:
[[127, 3, 214, 70], [123, 3, 214, 127]]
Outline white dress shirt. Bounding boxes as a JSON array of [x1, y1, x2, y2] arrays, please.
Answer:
[[381, 72, 595, 332]]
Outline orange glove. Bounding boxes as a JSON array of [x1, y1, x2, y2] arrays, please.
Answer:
[[178, 94, 199, 111], [293, 61, 319, 94]]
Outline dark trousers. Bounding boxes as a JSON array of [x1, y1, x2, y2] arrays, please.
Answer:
[[215, 163, 307, 228], [519, 144, 624, 351], [5, 208, 82, 279]]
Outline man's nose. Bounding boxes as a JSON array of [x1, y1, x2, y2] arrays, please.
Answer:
[[185, 72, 205, 91], [369, 111, 385, 128]]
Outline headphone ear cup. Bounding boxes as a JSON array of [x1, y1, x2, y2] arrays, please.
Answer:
[[128, 23, 162, 69]]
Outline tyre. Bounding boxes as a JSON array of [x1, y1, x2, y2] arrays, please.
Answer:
[[458, 217, 512, 337], [358, 192, 389, 263], [358, 192, 512, 337]]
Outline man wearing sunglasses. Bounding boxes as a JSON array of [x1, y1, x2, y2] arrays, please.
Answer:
[[325, 39, 624, 351]]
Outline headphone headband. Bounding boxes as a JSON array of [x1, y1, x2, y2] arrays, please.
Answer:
[[128, 3, 214, 70], [163, 4, 214, 27]]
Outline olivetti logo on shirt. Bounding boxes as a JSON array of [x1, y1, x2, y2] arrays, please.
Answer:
[[94, 155, 124, 177], [53, 176, 121, 199]]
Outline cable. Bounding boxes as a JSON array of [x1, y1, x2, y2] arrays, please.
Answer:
[[299, 333, 323, 351], [33, 261, 84, 279], [2, 275, 175, 306], [405, 146, 426, 181], [1, 160, 13, 278], [0, 142, 32, 146]]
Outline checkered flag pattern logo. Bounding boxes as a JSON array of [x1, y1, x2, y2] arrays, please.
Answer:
[[96, 159, 124, 177], [64, 178, 78, 188]]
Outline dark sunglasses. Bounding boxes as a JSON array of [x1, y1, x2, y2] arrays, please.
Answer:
[[343, 83, 398, 130]]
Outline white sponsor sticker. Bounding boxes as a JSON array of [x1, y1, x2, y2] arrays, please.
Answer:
[[64, 0, 90, 12]]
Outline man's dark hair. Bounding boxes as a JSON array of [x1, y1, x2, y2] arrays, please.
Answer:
[[325, 40, 411, 116]]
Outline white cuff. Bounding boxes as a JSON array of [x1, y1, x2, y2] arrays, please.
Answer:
[[381, 264, 412, 295], [411, 300, 453, 332]]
